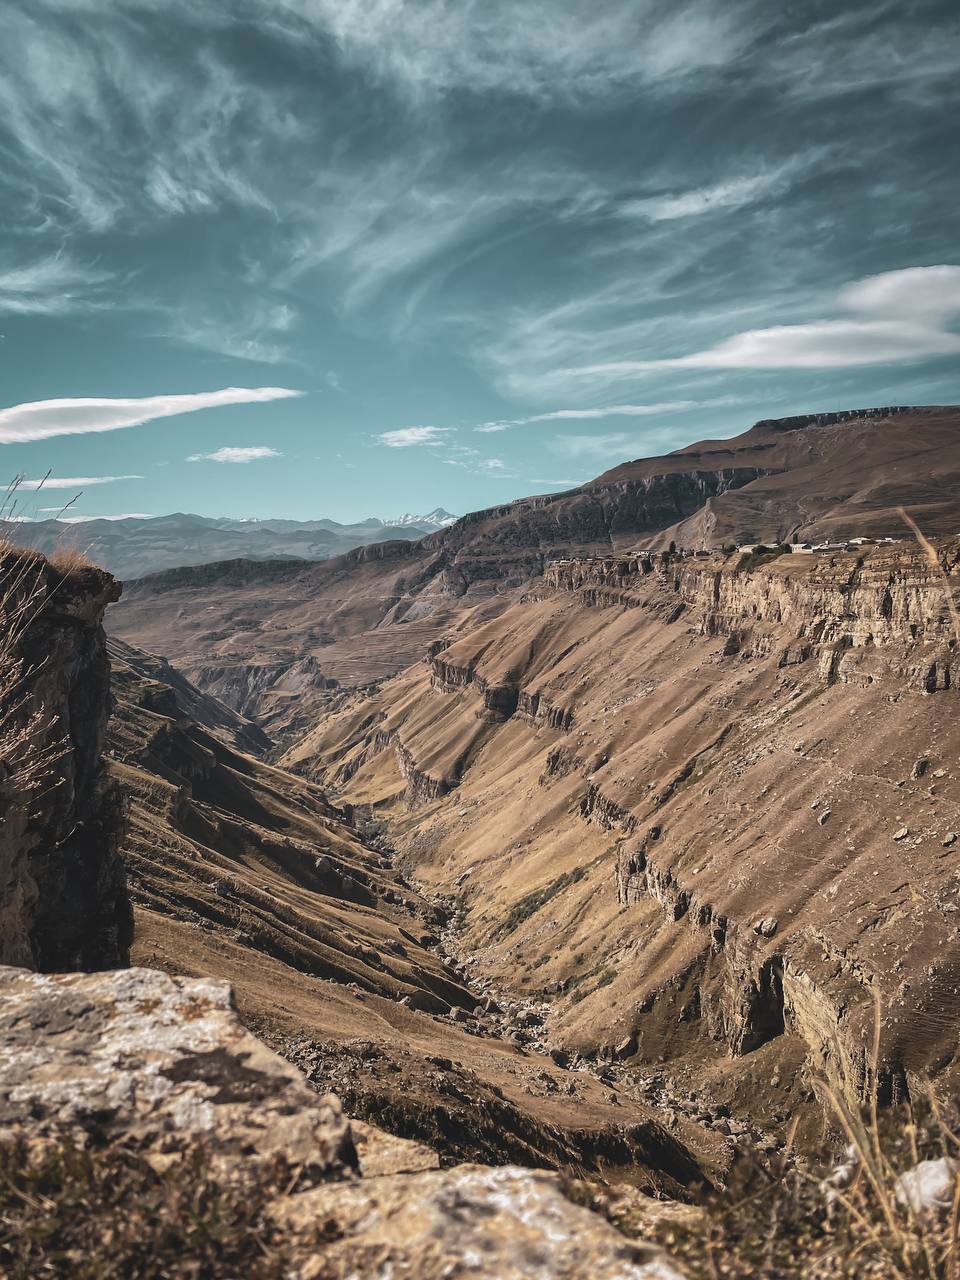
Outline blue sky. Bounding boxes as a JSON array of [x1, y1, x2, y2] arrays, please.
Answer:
[[1, 0, 959, 522]]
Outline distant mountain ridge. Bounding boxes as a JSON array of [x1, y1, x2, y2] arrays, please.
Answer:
[[0, 508, 459, 582]]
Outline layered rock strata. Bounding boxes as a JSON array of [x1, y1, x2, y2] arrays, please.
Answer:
[[0, 552, 130, 971]]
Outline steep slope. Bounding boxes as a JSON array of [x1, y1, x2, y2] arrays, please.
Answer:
[[110, 407, 960, 734], [287, 537, 960, 1137], [0, 547, 130, 970], [108, 634, 718, 1187]]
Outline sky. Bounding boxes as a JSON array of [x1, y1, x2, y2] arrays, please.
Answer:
[[1, 0, 958, 523]]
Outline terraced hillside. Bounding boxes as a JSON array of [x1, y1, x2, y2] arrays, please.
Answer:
[[111, 406, 960, 739], [286, 537, 960, 1141], [107, 634, 719, 1189]]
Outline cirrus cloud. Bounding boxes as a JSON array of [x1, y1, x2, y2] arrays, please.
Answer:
[[476, 397, 738, 432], [187, 446, 282, 463], [376, 426, 453, 448], [564, 265, 960, 379], [0, 388, 302, 444], [11, 474, 143, 489]]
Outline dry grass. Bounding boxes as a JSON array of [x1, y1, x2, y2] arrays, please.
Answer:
[[0, 539, 66, 802], [622, 992, 960, 1278], [899, 507, 960, 649], [0, 1133, 306, 1280], [45, 542, 97, 575]]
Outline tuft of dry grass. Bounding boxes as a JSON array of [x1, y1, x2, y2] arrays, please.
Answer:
[[45, 542, 97, 576], [636, 992, 960, 1278], [0, 542, 66, 803], [899, 506, 960, 648]]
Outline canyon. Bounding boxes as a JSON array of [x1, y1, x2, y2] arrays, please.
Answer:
[[4, 405, 960, 1274]]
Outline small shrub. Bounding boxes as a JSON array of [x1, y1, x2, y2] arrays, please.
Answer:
[[736, 544, 791, 574], [0, 1133, 307, 1279]]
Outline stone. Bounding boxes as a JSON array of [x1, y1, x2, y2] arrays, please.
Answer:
[[349, 1119, 440, 1177], [895, 1157, 959, 1215], [615, 1033, 639, 1059], [753, 917, 779, 937], [818, 809, 832, 825], [277, 1164, 689, 1279], [0, 966, 355, 1183], [893, 827, 910, 841], [944, 833, 958, 848]]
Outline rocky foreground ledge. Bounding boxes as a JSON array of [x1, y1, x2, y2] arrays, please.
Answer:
[[0, 964, 685, 1279]]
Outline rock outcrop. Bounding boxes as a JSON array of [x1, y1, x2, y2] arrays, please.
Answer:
[[0, 964, 688, 1279], [0, 552, 130, 971], [296, 533, 960, 1138]]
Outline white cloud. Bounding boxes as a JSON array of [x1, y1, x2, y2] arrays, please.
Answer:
[[187, 446, 282, 463], [163, 302, 300, 365], [12, 474, 143, 489], [0, 388, 301, 444], [547, 432, 686, 463], [376, 426, 452, 448], [279, 0, 754, 102], [0, 253, 113, 316], [617, 170, 793, 223], [56, 513, 154, 522], [563, 265, 960, 378], [476, 398, 736, 432]]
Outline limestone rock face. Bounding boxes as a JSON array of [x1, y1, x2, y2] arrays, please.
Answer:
[[0, 966, 355, 1181], [0, 555, 131, 971]]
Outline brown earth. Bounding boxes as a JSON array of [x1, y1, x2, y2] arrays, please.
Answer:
[[108, 633, 721, 1191], [285, 538, 960, 1145], [109, 406, 960, 738]]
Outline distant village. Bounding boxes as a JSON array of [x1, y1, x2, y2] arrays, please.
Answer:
[[734, 535, 901, 555], [548, 535, 905, 574]]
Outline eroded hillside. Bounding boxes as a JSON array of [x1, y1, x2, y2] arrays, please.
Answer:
[[286, 538, 960, 1138], [110, 406, 960, 739], [107, 633, 719, 1188]]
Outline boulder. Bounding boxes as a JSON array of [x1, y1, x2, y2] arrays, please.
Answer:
[[278, 1164, 688, 1279], [0, 966, 355, 1182], [0, 964, 690, 1278]]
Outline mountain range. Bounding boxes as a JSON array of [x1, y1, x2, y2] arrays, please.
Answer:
[[0, 508, 459, 581]]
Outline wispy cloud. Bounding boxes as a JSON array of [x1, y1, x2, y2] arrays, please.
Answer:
[[280, 0, 757, 102], [476, 398, 737, 432], [548, 429, 689, 461], [56, 513, 153, 523], [12, 474, 142, 489], [162, 302, 300, 366], [616, 170, 795, 223], [0, 253, 113, 316], [562, 266, 960, 378], [376, 426, 452, 448], [0, 388, 301, 444], [187, 446, 282, 463]]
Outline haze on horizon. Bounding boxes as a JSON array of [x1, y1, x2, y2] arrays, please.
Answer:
[[1, 0, 958, 523]]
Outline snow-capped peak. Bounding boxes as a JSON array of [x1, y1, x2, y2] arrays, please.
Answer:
[[387, 508, 458, 529]]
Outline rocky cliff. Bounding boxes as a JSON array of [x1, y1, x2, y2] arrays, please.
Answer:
[[290, 536, 960, 1140], [111, 406, 960, 735], [0, 549, 130, 971]]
